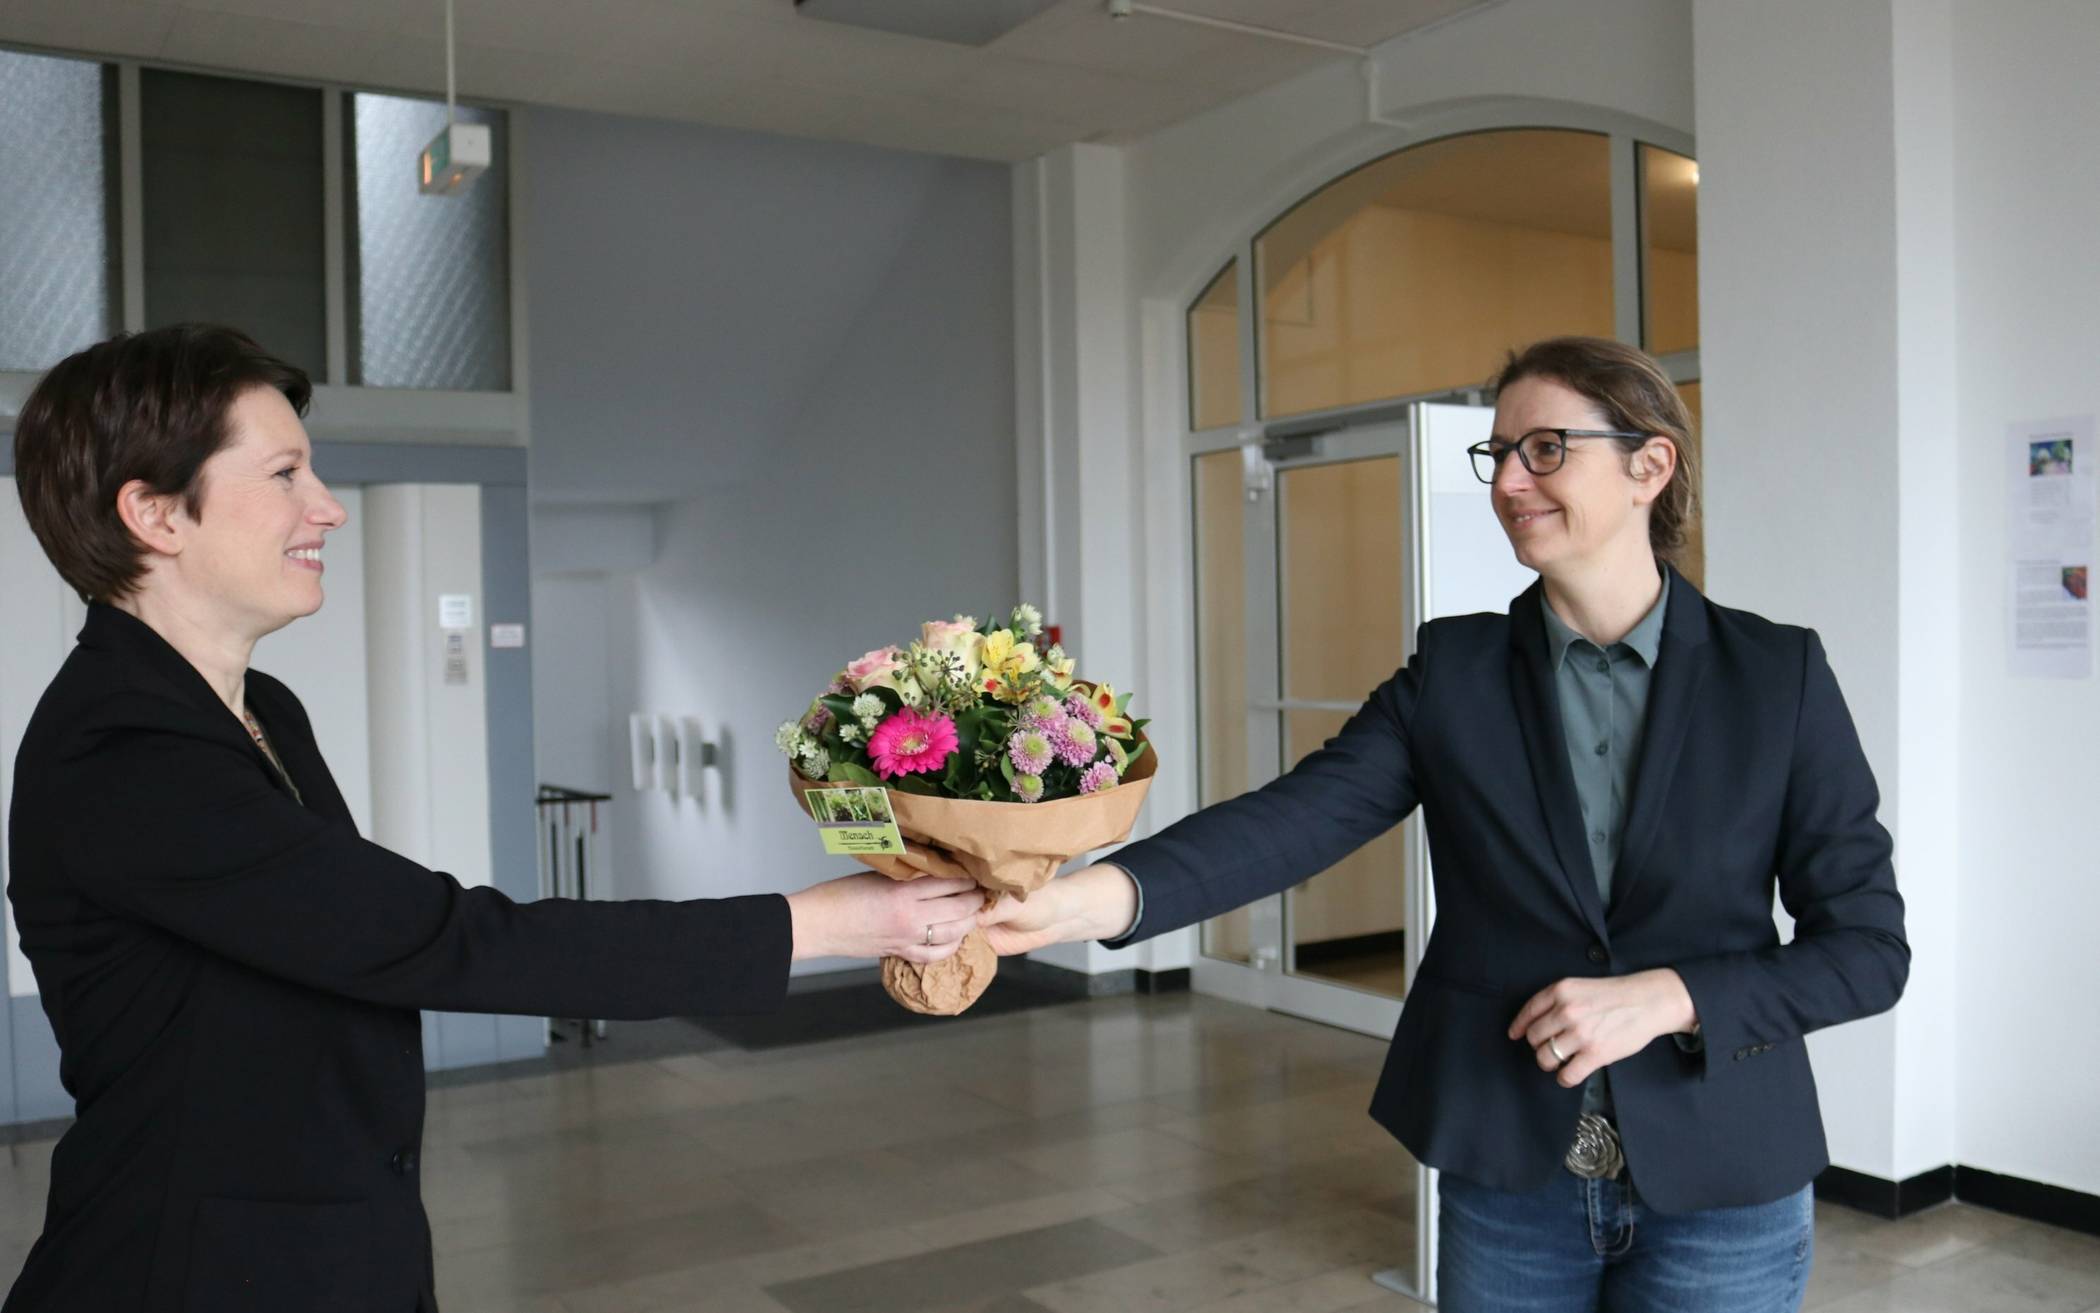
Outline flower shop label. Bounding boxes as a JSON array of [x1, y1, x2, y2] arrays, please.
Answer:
[[805, 787, 906, 857]]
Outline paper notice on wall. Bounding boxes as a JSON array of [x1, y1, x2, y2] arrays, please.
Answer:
[[2009, 417, 2094, 678]]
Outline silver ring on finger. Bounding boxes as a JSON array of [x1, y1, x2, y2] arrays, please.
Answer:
[[924, 923, 935, 947], [1547, 1036, 1567, 1064]]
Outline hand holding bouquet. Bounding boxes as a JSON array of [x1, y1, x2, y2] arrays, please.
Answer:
[[780, 605, 1156, 1013]]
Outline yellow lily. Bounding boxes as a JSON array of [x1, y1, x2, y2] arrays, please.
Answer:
[[980, 630, 1040, 682], [1041, 650, 1076, 690], [1076, 681, 1134, 737]]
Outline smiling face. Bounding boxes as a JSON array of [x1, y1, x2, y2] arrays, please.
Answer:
[[1489, 376, 1664, 579], [170, 386, 347, 639]]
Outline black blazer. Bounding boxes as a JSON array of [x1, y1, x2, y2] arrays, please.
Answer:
[[1113, 568, 1908, 1212], [4, 604, 791, 1312]]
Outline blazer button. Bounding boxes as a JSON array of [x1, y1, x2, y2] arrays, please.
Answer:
[[1586, 943, 1607, 965], [390, 1149, 418, 1175]]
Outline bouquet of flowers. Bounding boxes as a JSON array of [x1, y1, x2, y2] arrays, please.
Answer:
[[779, 604, 1157, 1013]]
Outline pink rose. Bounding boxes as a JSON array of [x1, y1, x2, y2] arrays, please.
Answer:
[[919, 616, 984, 679], [844, 645, 906, 695]]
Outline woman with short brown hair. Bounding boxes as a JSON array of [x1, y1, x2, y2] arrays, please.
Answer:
[[4, 323, 984, 1312]]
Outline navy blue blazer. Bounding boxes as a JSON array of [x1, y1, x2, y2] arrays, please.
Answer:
[[1112, 567, 1908, 1212]]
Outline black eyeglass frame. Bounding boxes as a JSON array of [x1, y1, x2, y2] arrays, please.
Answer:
[[1466, 428, 1654, 483]]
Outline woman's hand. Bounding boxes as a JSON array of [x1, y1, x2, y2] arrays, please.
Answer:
[[1509, 968, 1698, 1088], [979, 863, 1139, 955], [785, 873, 984, 963]]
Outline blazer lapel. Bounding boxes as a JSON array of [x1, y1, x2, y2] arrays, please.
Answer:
[[1612, 567, 1711, 912], [246, 679, 350, 821], [1507, 582, 1612, 945]]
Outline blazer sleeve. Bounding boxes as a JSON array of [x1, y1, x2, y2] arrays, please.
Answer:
[[1670, 629, 1910, 1074], [60, 718, 791, 1019], [1104, 643, 1424, 945]]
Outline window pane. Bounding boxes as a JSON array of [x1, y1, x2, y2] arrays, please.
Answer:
[[1187, 260, 1240, 429], [141, 70, 326, 379], [1281, 456, 1402, 703], [348, 94, 511, 391], [0, 50, 117, 371], [1641, 144, 1699, 355], [1256, 129, 1614, 419], [1194, 449, 1251, 965]]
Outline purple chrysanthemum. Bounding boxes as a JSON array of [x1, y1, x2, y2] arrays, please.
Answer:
[[1008, 728, 1054, 776], [1021, 694, 1068, 730], [1053, 719, 1099, 767], [1065, 694, 1103, 730], [1014, 773, 1046, 803], [1079, 762, 1117, 795]]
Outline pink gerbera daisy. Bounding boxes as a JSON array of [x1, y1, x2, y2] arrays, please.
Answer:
[[867, 708, 959, 780]]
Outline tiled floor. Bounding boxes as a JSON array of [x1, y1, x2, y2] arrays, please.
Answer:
[[1, 993, 2096, 1311]]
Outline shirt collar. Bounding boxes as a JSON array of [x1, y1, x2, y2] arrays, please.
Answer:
[[1540, 569, 1670, 670]]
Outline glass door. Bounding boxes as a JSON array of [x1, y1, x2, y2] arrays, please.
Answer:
[[1189, 417, 1417, 1037], [1188, 400, 1534, 1305]]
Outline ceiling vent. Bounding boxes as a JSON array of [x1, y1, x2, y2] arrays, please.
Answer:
[[792, 0, 1062, 47]]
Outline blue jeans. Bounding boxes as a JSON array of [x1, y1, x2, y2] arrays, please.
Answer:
[[1438, 1171, 1814, 1313]]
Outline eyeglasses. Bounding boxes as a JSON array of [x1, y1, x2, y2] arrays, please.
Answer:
[[1466, 428, 1652, 484]]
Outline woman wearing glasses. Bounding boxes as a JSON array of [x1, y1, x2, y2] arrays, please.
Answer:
[[984, 336, 1907, 1312]]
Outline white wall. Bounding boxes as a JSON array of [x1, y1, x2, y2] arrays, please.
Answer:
[[521, 106, 984, 506], [524, 110, 1016, 966], [1948, 0, 2100, 1196], [529, 572, 623, 896]]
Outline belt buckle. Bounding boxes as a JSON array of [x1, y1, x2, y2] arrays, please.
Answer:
[[1564, 1112, 1625, 1180]]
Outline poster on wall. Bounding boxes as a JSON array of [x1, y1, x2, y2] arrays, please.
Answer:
[[2008, 416, 2094, 679]]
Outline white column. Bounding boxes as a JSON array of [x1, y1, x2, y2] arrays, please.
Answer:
[[1694, 0, 1959, 1183], [362, 485, 494, 890], [1019, 143, 1158, 976]]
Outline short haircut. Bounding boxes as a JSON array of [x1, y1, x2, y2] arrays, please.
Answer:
[[12, 324, 312, 602]]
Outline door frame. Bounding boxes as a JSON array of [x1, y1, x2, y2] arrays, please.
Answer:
[[1188, 416, 1426, 1041]]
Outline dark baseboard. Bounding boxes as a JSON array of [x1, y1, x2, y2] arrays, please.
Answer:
[[1294, 930, 1405, 968], [1137, 967, 1190, 994], [1817, 1163, 2099, 1237], [1816, 1164, 1954, 1219], [0, 1115, 72, 1146], [1019, 961, 1192, 997], [1956, 1166, 2100, 1238]]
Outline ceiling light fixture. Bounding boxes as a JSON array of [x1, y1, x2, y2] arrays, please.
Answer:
[[418, 0, 491, 195]]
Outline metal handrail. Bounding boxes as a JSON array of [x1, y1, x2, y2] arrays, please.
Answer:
[[534, 783, 611, 1046]]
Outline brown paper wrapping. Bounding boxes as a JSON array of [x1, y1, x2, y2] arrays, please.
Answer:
[[791, 740, 1156, 1015]]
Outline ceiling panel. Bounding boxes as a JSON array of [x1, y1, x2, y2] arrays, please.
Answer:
[[0, 0, 1498, 160]]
